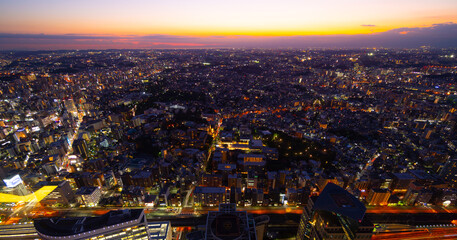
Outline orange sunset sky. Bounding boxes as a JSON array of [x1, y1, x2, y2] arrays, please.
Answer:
[[1, 0, 457, 49]]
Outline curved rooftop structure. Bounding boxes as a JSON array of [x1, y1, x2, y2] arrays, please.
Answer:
[[34, 209, 149, 240], [313, 182, 366, 222], [205, 204, 257, 240]]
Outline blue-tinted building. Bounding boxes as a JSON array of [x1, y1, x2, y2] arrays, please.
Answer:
[[296, 183, 373, 240]]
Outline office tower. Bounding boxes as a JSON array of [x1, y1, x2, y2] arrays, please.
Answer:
[[148, 221, 172, 240], [367, 188, 391, 206], [440, 159, 457, 187], [2, 174, 30, 196], [193, 187, 227, 207], [72, 139, 89, 159], [64, 99, 78, 117], [32, 181, 75, 207], [75, 186, 102, 207]]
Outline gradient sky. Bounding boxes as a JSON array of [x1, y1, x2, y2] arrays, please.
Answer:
[[1, 0, 457, 49]]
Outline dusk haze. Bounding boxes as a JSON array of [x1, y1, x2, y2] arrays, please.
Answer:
[[1, 1, 457, 240], [1, 0, 457, 49]]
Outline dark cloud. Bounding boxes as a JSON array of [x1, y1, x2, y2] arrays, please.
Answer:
[[139, 34, 199, 41], [362, 22, 457, 48], [0, 33, 118, 40], [1, 22, 457, 50]]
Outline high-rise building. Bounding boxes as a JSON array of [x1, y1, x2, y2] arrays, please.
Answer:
[[72, 139, 88, 159], [64, 99, 78, 117], [440, 159, 457, 187], [201, 174, 223, 187], [296, 183, 373, 240], [391, 173, 416, 194], [2, 174, 30, 196], [75, 186, 102, 207], [194, 187, 227, 207], [32, 181, 75, 207], [148, 221, 172, 240], [367, 188, 390, 206], [34, 209, 151, 240]]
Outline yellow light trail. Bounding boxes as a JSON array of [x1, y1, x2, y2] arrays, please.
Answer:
[[0, 186, 57, 203]]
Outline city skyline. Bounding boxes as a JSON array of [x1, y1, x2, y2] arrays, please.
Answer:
[[1, 1, 457, 239], [1, 46, 457, 238], [1, 0, 457, 49]]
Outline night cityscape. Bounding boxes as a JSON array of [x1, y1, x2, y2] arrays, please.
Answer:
[[1, 1, 457, 240]]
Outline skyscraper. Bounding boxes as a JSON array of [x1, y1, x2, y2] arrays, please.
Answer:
[[64, 99, 78, 117], [440, 159, 457, 188], [72, 139, 89, 159]]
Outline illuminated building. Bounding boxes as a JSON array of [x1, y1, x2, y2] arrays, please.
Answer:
[[262, 147, 279, 161], [296, 183, 373, 240], [317, 175, 344, 192], [391, 173, 415, 194], [238, 153, 264, 163], [121, 186, 145, 206], [217, 164, 236, 179], [238, 154, 266, 172], [354, 178, 369, 193], [227, 174, 242, 188], [64, 99, 78, 117], [32, 181, 75, 207], [214, 147, 229, 163], [34, 209, 150, 240], [0, 186, 57, 203], [2, 174, 30, 196], [86, 119, 106, 131], [76, 172, 106, 188], [0, 128, 6, 139], [194, 187, 227, 207], [246, 176, 258, 189], [13, 129, 27, 142], [440, 159, 457, 188], [75, 186, 102, 207], [148, 221, 172, 240], [229, 186, 242, 205], [16, 140, 32, 153], [367, 188, 390, 206], [201, 174, 223, 187], [249, 139, 263, 149], [403, 181, 428, 206], [0, 222, 38, 239], [379, 173, 393, 189], [72, 139, 88, 159]]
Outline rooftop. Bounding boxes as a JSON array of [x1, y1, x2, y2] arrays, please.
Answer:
[[314, 182, 366, 222], [195, 187, 226, 194], [34, 209, 144, 237], [75, 186, 99, 195]]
